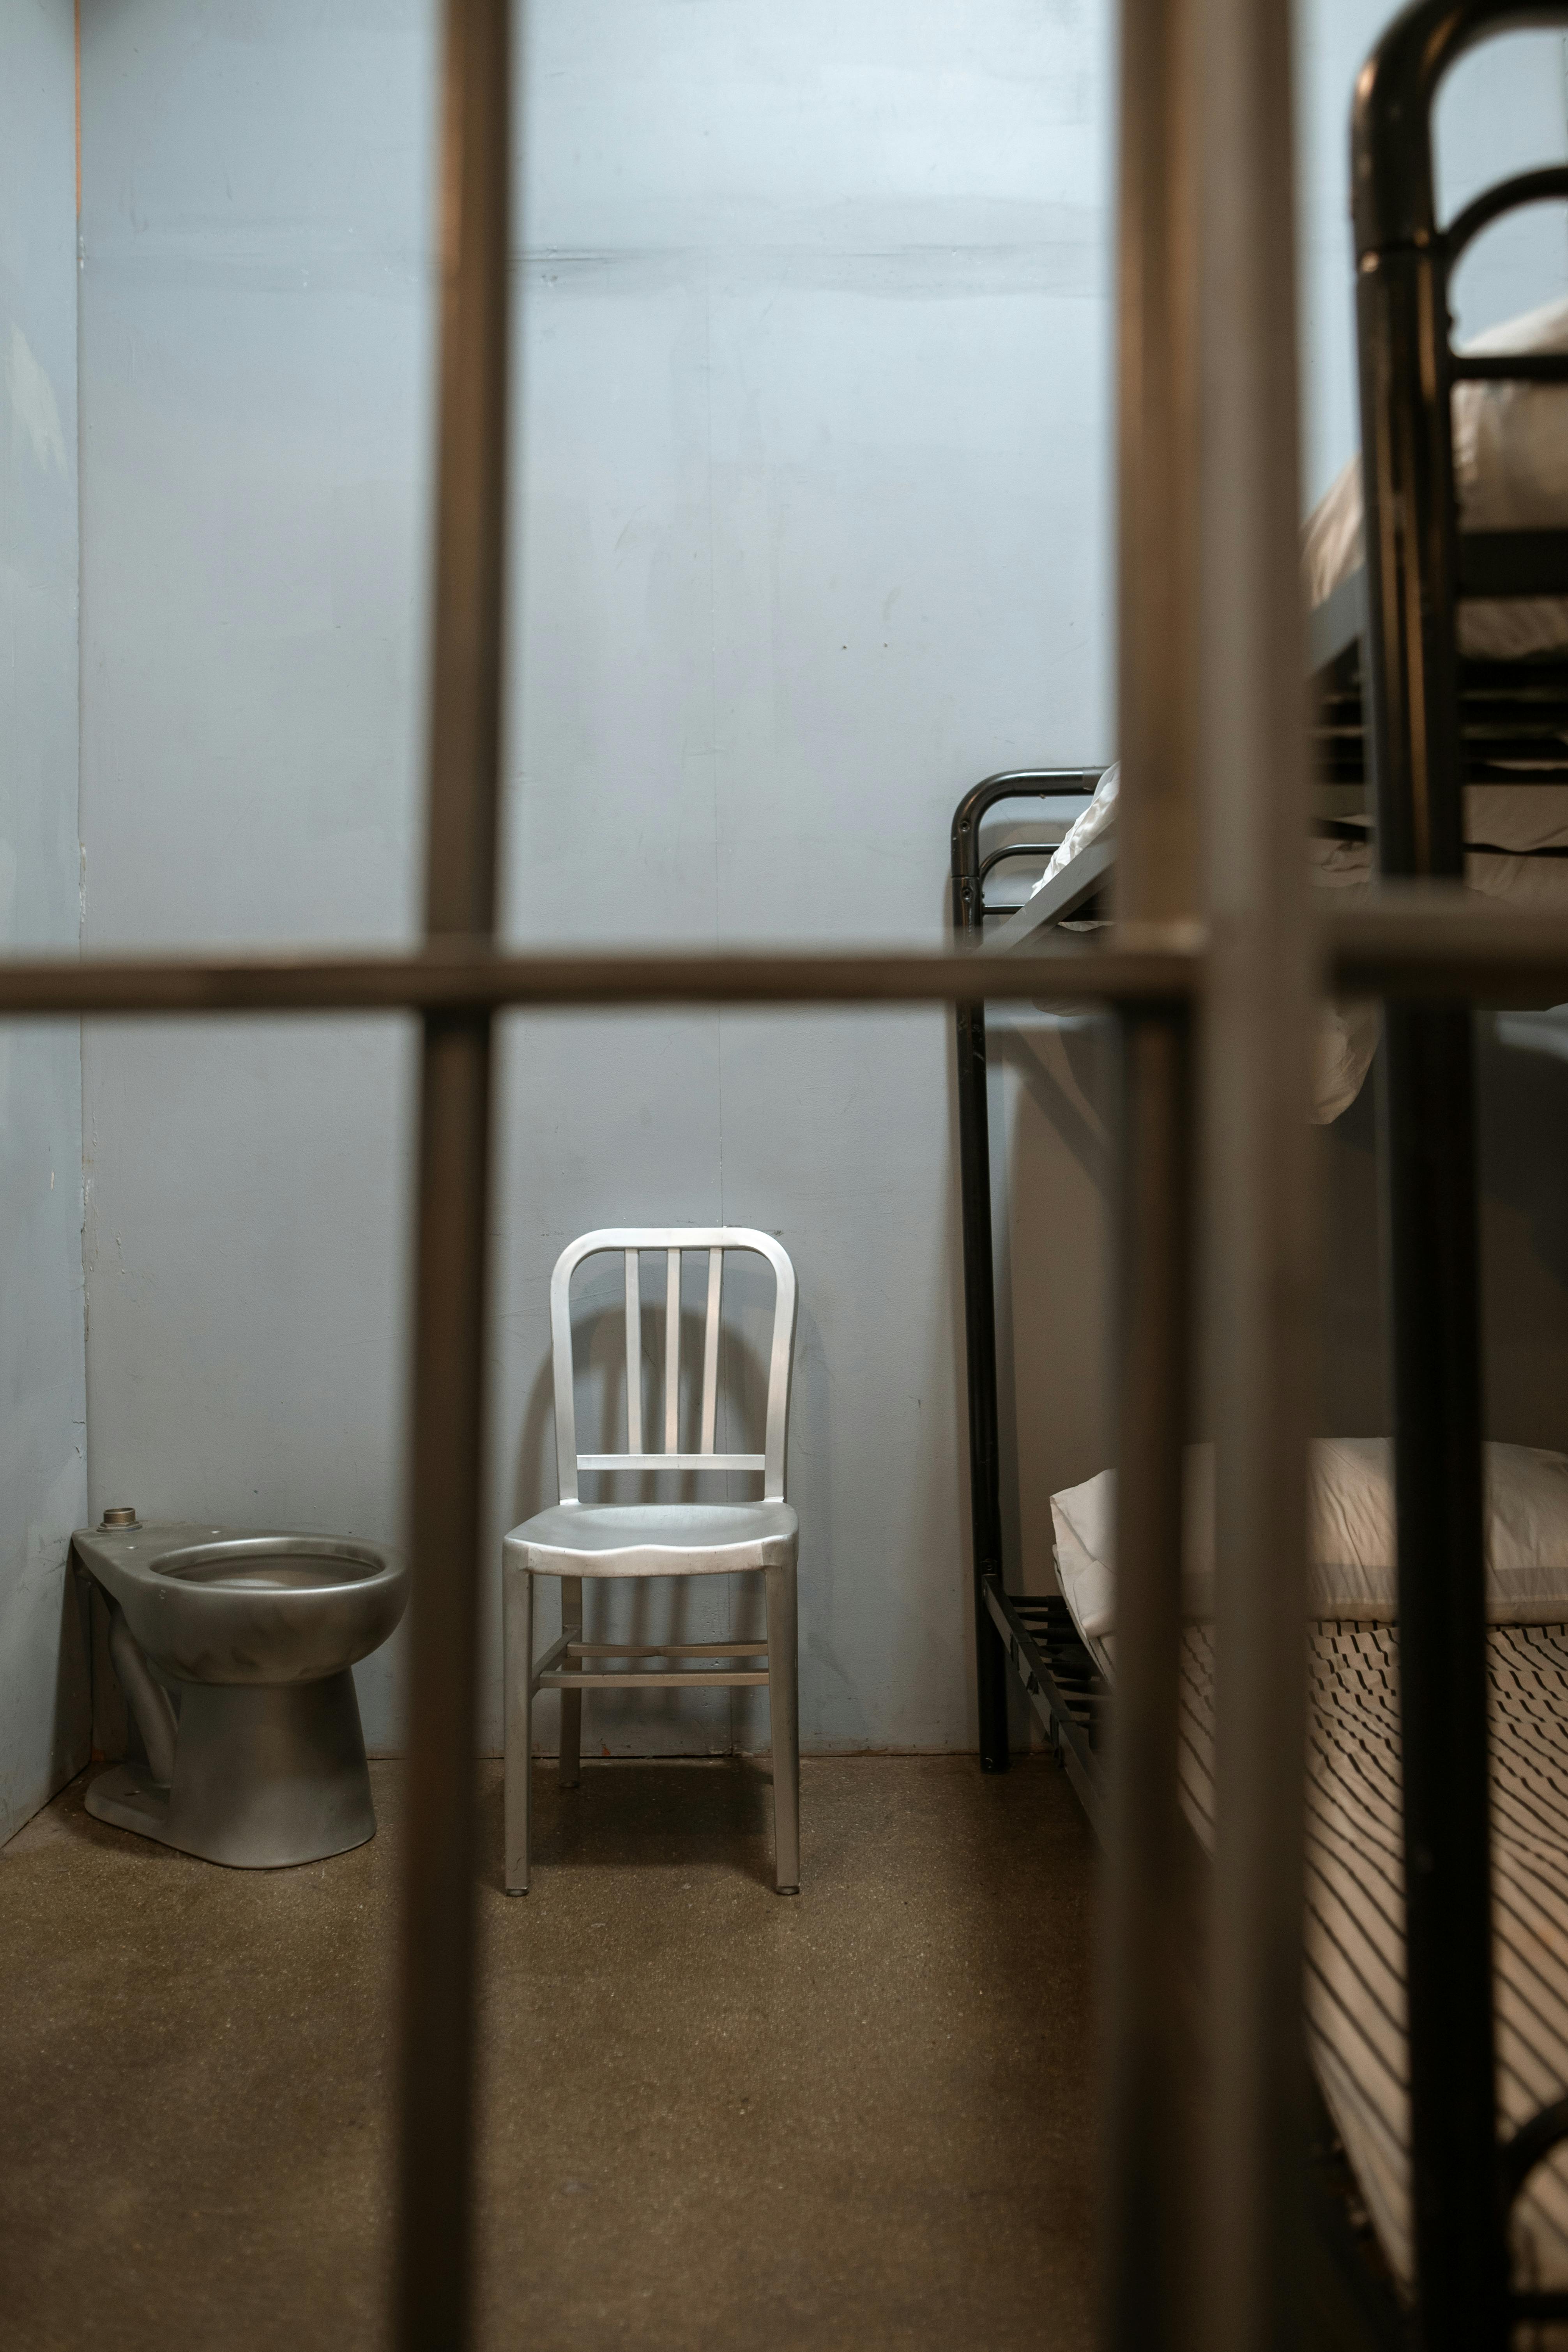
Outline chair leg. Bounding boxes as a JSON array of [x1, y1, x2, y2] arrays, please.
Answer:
[[764, 1561, 801, 1894], [503, 1562, 534, 1894], [559, 1574, 583, 1790]]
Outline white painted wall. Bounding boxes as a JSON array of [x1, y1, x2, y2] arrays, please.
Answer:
[[76, 0, 432, 1753], [994, 1, 1568, 1616], [77, 0, 1114, 1756], [0, 0, 90, 1839], [68, 0, 1568, 1771], [1297, 5, 1568, 506]]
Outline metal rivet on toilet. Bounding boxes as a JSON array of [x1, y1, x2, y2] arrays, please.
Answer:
[[101, 1506, 138, 1528]]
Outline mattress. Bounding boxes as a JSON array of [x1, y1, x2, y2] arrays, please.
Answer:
[[1303, 292, 1568, 663], [1070, 1601, 1568, 2298]]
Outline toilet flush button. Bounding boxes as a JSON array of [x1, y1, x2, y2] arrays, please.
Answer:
[[101, 1506, 138, 1528]]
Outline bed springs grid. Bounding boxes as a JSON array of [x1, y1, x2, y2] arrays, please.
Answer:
[[953, 4, 1568, 2345]]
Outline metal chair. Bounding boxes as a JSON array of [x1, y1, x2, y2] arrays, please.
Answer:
[[502, 1227, 800, 1896]]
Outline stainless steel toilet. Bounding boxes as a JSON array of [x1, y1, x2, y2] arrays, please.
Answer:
[[73, 1514, 408, 1869]]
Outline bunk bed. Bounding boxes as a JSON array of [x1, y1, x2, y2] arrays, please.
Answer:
[[953, 2, 1568, 2341]]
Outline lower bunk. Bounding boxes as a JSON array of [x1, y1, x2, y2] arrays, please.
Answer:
[[986, 1448, 1568, 2342]]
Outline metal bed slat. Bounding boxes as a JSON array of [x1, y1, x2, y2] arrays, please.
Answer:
[[981, 1582, 1109, 1836]]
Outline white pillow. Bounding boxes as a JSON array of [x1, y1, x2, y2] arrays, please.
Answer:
[[1051, 1438, 1568, 1634], [1303, 292, 1568, 668]]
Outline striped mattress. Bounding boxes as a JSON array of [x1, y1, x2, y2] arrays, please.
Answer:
[[1092, 1619, 1568, 2297]]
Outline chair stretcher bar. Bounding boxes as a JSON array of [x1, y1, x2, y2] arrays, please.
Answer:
[[537, 1669, 769, 1689]]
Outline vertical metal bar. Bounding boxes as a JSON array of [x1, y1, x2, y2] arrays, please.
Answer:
[[700, 1248, 722, 1454], [949, 801, 1011, 1774], [1103, 0, 1201, 2334], [1196, 0, 1314, 2338], [625, 1251, 643, 1452], [664, 1248, 681, 1453], [396, 2, 510, 2346], [1352, 18, 1505, 2345], [1377, 1000, 1498, 2351], [1104, 1003, 1195, 2352], [1113, 15, 1199, 932]]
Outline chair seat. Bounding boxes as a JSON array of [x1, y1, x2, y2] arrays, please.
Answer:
[[504, 1499, 799, 1579]]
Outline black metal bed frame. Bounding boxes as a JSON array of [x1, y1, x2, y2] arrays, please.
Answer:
[[953, 774, 1415, 2349], [953, 5, 1568, 2345]]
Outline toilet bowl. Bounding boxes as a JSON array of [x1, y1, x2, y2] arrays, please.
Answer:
[[73, 1517, 407, 1869]]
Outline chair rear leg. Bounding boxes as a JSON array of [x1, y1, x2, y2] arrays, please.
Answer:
[[764, 1561, 801, 1894], [559, 1574, 583, 1790], [503, 1563, 534, 1894]]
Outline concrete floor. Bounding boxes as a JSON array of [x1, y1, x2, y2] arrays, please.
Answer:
[[2, 1753, 1099, 2350]]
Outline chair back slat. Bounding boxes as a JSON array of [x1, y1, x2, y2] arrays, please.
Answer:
[[548, 1227, 796, 1504], [663, 1249, 681, 1452], [700, 1248, 723, 1452], [624, 1250, 642, 1452]]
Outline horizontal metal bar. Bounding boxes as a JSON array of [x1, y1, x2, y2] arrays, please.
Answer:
[[576, 1451, 764, 1473], [567, 1641, 768, 1658], [8, 905, 1568, 1021], [1510, 2292, 1568, 2324], [537, 1669, 769, 1689], [1445, 164, 1568, 264], [0, 936, 1201, 1015], [1450, 352, 1568, 382], [974, 840, 1067, 889], [1327, 897, 1568, 999], [1458, 527, 1568, 599]]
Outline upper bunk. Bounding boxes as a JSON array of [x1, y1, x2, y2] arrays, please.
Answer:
[[978, 519, 1568, 958], [969, 0, 1568, 963]]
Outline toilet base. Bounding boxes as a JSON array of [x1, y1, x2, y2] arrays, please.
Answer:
[[85, 1671, 377, 1869]]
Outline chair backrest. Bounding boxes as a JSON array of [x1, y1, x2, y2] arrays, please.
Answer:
[[550, 1228, 797, 1504]]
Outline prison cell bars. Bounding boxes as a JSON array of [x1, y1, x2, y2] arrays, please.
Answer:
[[1103, 0, 1204, 2339], [1, 903, 1565, 1017], [397, 0, 511, 2339], [1196, 0, 1317, 2338], [7, 0, 1568, 2345]]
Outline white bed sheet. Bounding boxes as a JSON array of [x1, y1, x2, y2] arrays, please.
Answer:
[[1053, 1574, 1568, 2297]]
